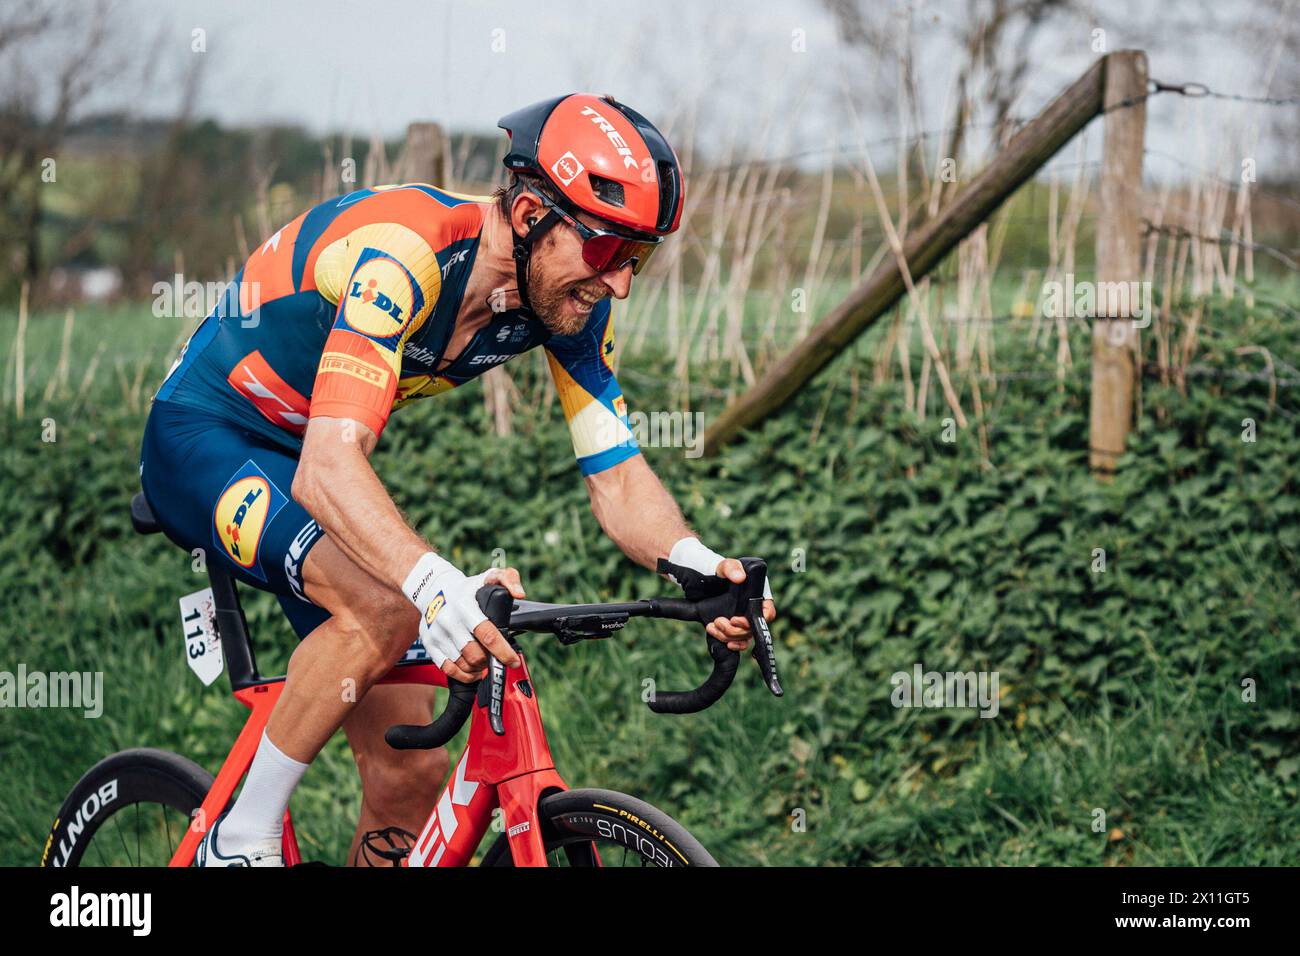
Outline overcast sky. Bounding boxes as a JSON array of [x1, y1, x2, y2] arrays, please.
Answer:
[[52, 0, 1300, 182]]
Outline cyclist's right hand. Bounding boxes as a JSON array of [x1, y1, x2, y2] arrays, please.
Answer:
[[402, 554, 521, 681]]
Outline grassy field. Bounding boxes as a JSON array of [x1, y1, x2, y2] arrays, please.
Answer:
[[1, 285, 1298, 866]]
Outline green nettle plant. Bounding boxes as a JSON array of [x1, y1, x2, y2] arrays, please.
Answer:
[[0, 290, 1296, 866]]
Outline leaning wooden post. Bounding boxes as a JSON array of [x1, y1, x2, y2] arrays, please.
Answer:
[[1089, 51, 1147, 478], [702, 56, 1109, 456], [403, 122, 446, 185]]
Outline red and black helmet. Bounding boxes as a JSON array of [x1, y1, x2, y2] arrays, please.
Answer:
[[498, 93, 686, 238]]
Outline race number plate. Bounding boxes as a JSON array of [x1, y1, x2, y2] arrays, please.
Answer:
[[179, 588, 224, 686]]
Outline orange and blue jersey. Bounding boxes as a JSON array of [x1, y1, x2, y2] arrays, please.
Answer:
[[156, 183, 639, 476]]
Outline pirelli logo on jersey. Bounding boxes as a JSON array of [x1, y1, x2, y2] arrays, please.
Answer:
[[320, 351, 388, 387]]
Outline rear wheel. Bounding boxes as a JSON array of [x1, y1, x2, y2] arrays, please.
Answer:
[[42, 748, 213, 867], [480, 788, 717, 867]]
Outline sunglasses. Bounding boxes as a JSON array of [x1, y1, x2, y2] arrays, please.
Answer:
[[535, 192, 662, 275]]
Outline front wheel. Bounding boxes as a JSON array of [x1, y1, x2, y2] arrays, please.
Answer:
[[480, 788, 717, 867], [42, 748, 214, 867]]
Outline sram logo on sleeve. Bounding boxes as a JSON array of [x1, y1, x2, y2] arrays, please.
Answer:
[[212, 460, 289, 581]]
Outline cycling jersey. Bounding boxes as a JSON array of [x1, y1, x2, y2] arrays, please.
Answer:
[[141, 183, 640, 643], [156, 183, 639, 476]]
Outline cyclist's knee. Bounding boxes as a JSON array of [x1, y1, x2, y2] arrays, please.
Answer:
[[328, 590, 419, 677]]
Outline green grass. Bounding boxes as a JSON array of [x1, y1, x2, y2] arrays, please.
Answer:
[[0, 287, 1298, 866]]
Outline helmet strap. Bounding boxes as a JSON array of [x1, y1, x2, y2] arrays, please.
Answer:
[[510, 210, 560, 315]]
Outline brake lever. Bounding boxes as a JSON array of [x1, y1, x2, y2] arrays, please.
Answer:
[[647, 555, 783, 713], [736, 557, 782, 698], [478, 585, 515, 736]]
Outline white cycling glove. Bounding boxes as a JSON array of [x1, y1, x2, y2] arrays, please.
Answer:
[[402, 553, 490, 669], [668, 537, 774, 601]]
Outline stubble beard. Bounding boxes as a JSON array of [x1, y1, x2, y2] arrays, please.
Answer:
[[527, 254, 604, 337]]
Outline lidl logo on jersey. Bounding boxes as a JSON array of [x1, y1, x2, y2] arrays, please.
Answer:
[[344, 253, 419, 339], [349, 277, 403, 320], [212, 460, 289, 581]]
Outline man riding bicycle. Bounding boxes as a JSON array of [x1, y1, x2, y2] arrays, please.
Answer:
[[139, 94, 777, 866]]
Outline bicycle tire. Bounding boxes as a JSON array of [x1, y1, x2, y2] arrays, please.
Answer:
[[42, 748, 214, 867], [479, 787, 718, 867]]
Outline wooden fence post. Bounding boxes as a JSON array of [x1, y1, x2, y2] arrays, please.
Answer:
[[403, 122, 446, 186], [1089, 50, 1148, 478], [702, 56, 1110, 456], [404, 120, 513, 434]]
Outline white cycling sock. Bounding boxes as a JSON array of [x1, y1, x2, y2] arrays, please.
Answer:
[[218, 730, 309, 849]]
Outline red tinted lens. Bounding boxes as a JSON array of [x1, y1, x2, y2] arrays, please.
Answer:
[[581, 233, 660, 275]]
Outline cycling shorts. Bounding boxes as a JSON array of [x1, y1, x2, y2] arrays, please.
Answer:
[[140, 398, 331, 639]]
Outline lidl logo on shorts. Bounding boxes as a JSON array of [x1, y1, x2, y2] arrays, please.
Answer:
[[424, 591, 446, 626], [213, 460, 289, 581], [344, 254, 415, 339]]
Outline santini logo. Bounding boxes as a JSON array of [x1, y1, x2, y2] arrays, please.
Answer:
[[50, 886, 151, 936]]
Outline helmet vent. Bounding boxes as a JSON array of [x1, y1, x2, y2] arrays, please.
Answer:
[[655, 160, 679, 232], [589, 174, 625, 208]]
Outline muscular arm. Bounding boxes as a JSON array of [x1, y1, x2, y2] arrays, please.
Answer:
[[585, 453, 694, 570], [291, 415, 430, 592], [587, 453, 775, 652]]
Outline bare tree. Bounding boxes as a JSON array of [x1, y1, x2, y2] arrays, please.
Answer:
[[0, 0, 128, 291]]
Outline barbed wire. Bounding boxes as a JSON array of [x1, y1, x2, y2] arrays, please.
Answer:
[[1105, 78, 1300, 115], [1143, 148, 1300, 214], [1140, 218, 1300, 271], [726, 76, 1299, 172], [1149, 80, 1300, 107]]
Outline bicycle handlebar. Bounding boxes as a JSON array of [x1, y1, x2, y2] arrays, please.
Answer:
[[384, 585, 514, 751], [647, 556, 782, 714], [385, 559, 782, 750]]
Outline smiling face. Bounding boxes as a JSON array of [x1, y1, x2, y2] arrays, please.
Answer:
[[509, 192, 635, 336]]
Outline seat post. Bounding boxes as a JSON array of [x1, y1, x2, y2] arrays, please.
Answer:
[[207, 565, 262, 690]]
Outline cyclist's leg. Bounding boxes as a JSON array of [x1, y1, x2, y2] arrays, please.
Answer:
[[141, 401, 325, 859], [340, 684, 448, 866], [269, 532, 451, 863], [142, 401, 437, 858]]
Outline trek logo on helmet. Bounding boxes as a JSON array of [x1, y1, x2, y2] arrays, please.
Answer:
[[551, 151, 584, 186], [579, 106, 640, 169]]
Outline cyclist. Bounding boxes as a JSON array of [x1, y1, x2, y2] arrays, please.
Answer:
[[140, 93, 776, 866]]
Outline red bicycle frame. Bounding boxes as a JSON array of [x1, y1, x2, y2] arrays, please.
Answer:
[[168, 650, 568, 868]]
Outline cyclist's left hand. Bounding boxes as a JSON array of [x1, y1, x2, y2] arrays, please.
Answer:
[[705, 557, 777, 652]]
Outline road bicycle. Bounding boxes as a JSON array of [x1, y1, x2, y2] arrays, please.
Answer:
[[42, 493, 782, 867]]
